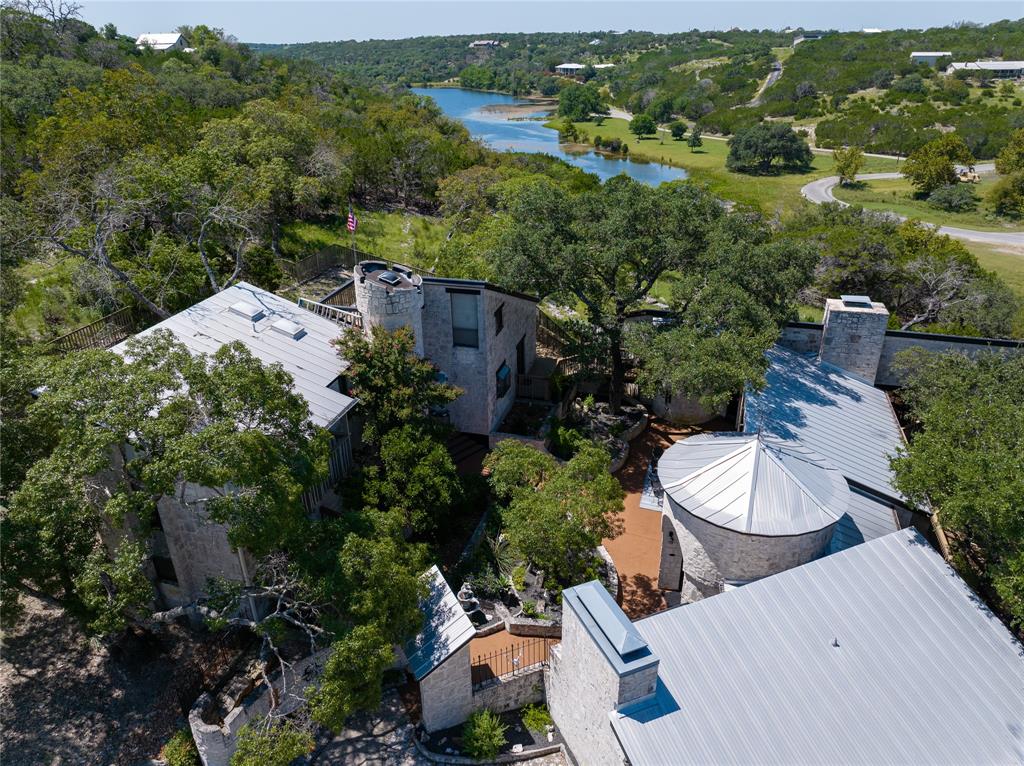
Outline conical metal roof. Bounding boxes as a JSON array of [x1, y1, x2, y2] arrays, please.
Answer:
[[658, 432, 849, 536]]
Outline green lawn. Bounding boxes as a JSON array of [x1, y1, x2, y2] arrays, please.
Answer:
[[567, 117, 901, 217], [281, 208, 447, 272], [832, 176, 1024, 233], [771, 46, 794, 63]]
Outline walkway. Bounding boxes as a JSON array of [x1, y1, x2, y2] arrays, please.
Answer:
[[800, 164, 1024, 247], [605, 419, 699, 618]]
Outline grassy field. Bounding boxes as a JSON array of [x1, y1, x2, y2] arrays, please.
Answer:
[[10, 258, 105, 342], [832, 176, 1024, 233], [281, 207, 447, 271], [567, 117, 901, 217]]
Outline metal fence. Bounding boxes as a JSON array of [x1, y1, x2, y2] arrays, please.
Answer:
[[470, 636, 558, 691], [48, 306, 144, 354]]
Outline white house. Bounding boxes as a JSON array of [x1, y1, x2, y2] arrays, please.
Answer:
[[555, 63, 585, 76], [592, 63, 615, 70], [948, 60, 1024, 78], [468, 39, 500, 48], [135, 32, 188, 51], [910, 50, 951, 66]]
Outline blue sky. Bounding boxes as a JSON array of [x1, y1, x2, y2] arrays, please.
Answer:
[[78, 2, 1021, 44]]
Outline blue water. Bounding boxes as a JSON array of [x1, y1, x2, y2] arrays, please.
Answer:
[[413, 87, 687, 186]]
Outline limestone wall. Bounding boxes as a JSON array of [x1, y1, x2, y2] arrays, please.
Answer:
[[474, 667, 545, 714], [779, 322, 824, 354], [483, 289, 537, 434], [875, 331, 1023, 386], [354, 269, 425, 355], [819, 298, 890, 382], [666, 499, 836, 602], [420, 642, 476, 732]]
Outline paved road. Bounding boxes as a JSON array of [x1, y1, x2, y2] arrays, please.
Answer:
[[747, 65, 783, 107], [800, 164, 1024, 247]]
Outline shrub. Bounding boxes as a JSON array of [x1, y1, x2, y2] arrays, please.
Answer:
[[511, 564, 527, 591], [522, 703, 554, 734], [521, 599, 542, 618], [548, 423, 587, 460], [463, 709, 508, 761], [160, 729, 200, 766], [988, 173, 1024, 219], [927, 183, 978, 212]]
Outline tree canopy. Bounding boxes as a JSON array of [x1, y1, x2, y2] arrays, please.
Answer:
[[902, 134, 975, 195], [726, 123, 813, 174], [557, 82, 607, 122]]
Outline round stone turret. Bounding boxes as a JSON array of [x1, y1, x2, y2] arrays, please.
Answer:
[[353, 261, 425, 354]]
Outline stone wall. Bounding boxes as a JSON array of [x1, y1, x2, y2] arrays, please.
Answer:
[[474, 666, 545, 714], [666, 499, 836, 602], [819, 297, 890, 382], [779, 322, 824, 354], [189, 650, 328, 766], [483, 288, 538, 433], [354, 269, 425, 355], [657, 513, 683, 591], [875, 331, 1023, 386], [547, 602, 635, 766], [420, 642, 476, 732]]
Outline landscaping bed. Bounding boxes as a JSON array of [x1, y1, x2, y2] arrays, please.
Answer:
[[419, 704, 562, 761]]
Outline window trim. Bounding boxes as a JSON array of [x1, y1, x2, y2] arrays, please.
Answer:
[[450, 291, 480, 348], [496, 361, 511, 399]]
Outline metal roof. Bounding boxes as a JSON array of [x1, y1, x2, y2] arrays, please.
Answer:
[[404, 566, 475, 681], [112, 282, 355, 429], [563, 582, 658, 677], [611, 529, 1024, 766], [827, 484, 900, 554], [658, 433, 850, 536], [744, 346, 907, 503]]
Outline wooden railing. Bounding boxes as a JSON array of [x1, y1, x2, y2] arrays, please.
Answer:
[[297, 297, 363, 329], [48, 306, 142, 354], [516, 356, 580, 402], [321, 279, 356, 307], [279, 245, 377, 285], [537, 311, 574, 358]]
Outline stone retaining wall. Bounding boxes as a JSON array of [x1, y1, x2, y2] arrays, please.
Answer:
[[474, 665, 546, 714]]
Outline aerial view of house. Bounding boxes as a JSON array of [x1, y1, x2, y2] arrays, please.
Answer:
[[1, 2, 1023, 765]]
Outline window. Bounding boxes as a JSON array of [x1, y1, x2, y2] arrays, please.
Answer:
[[450, 291, 479, 348], [494, 304, 504, 336], [152, 555, 179, 584], [496, 361, 511, 399]]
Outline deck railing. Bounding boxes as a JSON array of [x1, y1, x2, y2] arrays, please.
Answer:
[[280, 245, 376, 285], [296, 297, 364, 329], [321, 278, 356, 307], [48, 306, 143, 354], [470, 636, 557, 691]]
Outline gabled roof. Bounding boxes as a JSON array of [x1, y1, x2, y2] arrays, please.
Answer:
[[135, 33, 185, 48], [744, 346, 906, 504], [404, 566, 475, 681], [658, 432, 849, 536], [112, 282, 355, 429], [611, 529, 1024, 766]]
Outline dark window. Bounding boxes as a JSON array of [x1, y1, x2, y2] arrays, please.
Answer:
[[516, 336, 526, 374], [149, 509, 164, 530], [328, 375, 349, 395], [494, 304, 504, 336], [451, 292, 480, 348], [496, 361, 511, 399], [152, 555, 179, 584]]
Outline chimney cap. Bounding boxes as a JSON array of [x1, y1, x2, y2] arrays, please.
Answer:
[[840, 294, 874, 307]]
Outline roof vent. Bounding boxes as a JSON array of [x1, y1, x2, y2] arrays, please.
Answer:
[[379, 270, 402, 286], [577, 582, 648, 657], [229, 300, 264, 321], [840, 294, 873, 307], [271, 318, 305, 339]]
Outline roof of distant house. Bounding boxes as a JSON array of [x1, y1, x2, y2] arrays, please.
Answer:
[[592, 63, 615, 69], [112, 282, 355, 429], [657, 432, 849, 536], [404, 566, 475, 681], [744, 346, 906, 504], [555, 62, 584, 69], [911, 50, 952, 57], [611, 528, 1024, 766], [949, 60, 1024, 71], [135, 32, 185, 49]]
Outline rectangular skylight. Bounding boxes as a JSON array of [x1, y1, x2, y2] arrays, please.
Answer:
[[229, 300, 264, 321], [271, 318, 305, 339]]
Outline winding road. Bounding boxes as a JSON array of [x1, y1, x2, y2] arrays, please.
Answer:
[[800, 164, 1024, 247]]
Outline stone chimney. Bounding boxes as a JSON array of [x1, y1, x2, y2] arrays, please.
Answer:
[[818, 295, 889, 383], [353, 261, 425, 355]]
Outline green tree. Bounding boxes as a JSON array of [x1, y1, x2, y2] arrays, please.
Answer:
[[557, 83, 607, 122], [669, 121, 687, 140], [334, 326, 460, 448], [988, 172, 1024, 219], [901, 134, 974, 195], [687, 129, 703, 152], [994, 128, 1024, 175], [491, 176, 722, 411], [726, 122, 813, 174], [832, 145, 864, 186], [489, 442, 624, 586], [75, 541, 154, 636], [629, 113, 657, 140], [463, 709, 509, 760], [230, 719, 314, 766], [890, 349, 1024, 626]]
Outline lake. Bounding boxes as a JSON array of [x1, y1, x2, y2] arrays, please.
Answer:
[[413, 87, 687, 186]]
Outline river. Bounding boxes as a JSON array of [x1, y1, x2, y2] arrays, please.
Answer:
[[413, 87, 687, 186]]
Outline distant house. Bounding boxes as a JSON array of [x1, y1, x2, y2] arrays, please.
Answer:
[[592, 63, 615, 70], [948, 60, 1024, 78], [589, 38, 603, 45], [468, 39, 500, 48], [910, 50, 951, 66], [861, 27, 884, 33], [134, 32, 188, 51], [792, 31, 827, 46], [555, 63, 585, 76]]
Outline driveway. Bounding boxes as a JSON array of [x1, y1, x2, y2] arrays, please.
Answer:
[[800, 164, 1024, 247]]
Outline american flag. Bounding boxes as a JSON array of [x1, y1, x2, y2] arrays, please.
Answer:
[[346, 206, 358, 233]]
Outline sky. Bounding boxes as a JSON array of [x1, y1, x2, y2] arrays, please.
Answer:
[[77, 1, 1022, 44]]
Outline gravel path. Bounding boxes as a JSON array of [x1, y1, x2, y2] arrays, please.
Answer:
[[799, 164, 1024, 247]]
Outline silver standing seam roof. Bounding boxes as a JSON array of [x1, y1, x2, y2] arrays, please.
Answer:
[[744, 346, 907, 503], [657, 432, 850, 536], [112, 282, 356, 429], [404, 566, 476, 681], [611, 529, 1024, 766]]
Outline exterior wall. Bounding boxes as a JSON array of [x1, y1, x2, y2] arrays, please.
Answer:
[[666, 499, 836, 603], [819, 298, 890, 383], [779, 322, 824, 354], [354, 272, 425, 355], [875, 332, 1023, 386], [547, 612, 628, 766], [647, 392, 721, 425], [474, 667, 545, 714], [420, 282, 537, 436], [657, 513, 683, 591], [420, 642, 475, 732]]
